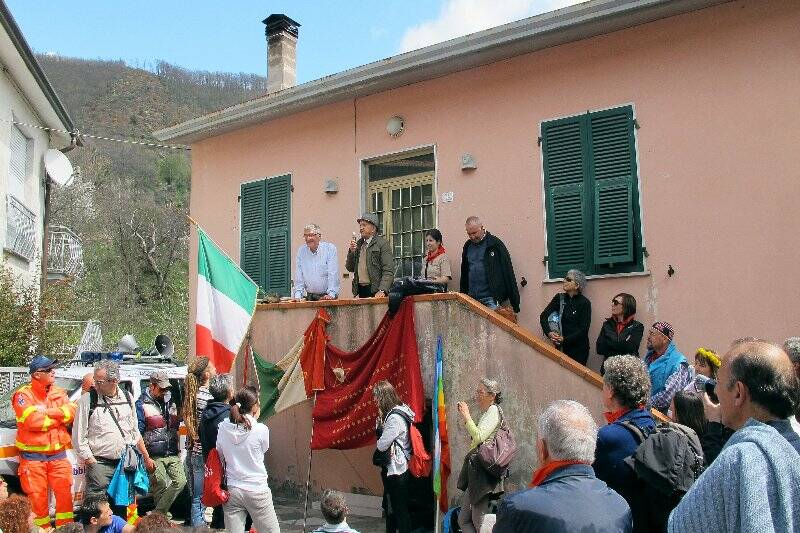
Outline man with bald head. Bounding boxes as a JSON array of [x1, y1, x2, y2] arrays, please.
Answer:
[[668, 339, 800, 533], [460, 216, 520, 313]]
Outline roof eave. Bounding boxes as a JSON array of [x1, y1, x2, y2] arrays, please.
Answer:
[[154, 0, 731, 144], [0, 1, 76, 134]]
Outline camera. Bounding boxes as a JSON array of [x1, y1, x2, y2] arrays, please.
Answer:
[[694, 374, 718, 403]]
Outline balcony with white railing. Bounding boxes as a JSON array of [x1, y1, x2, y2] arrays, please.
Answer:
[[4, 194, 37, 261], [47, 225, 83, 279]]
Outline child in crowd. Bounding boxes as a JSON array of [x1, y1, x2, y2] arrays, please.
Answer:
[[79, 494, 133, 533]]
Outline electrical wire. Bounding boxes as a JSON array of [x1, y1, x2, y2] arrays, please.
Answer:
[[0, 116, 191, 151]]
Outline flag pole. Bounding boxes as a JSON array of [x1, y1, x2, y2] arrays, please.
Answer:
[[434, 499, 441, 533], [302, 393, 317, 533]]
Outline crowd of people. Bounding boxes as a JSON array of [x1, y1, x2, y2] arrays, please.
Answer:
[[7, 211, 800, 532], [6, 334, 800, 533]]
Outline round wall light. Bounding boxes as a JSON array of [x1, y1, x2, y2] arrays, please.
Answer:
[[386, 115, 405, 138]]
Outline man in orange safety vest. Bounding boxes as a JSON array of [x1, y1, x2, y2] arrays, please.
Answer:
[[13, 355, 77, 530]]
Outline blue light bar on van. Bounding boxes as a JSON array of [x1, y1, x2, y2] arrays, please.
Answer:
[[80, 351, 125, 363]]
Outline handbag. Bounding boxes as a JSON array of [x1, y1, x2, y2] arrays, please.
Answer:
[[477, 408, 517, 478], [201, 448, 229, 507]]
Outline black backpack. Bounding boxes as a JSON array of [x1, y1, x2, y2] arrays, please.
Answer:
[[621, 421, 705, 532]]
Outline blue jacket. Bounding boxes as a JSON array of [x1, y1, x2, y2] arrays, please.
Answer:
[[494, 464, 632, 533], [593, 408, 655, 507], [646, 343, 686, 395]]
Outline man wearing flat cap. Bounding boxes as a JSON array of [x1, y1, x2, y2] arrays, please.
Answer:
[[135, 371, 185, 519], [13, 355, 77, 529], [644, 321, 689, 413], [345, 212, 395, 298]]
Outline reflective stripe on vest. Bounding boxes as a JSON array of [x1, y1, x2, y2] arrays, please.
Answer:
[[16, 405, 37, 424]]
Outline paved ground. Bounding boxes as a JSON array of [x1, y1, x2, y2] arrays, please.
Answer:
[[174, 492, 386, 532]]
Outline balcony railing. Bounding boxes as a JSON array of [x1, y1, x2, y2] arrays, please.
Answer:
[[4, 194, 37, 261], [47, 225, 83, 278]]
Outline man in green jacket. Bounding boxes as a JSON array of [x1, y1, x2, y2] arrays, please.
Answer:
[[345, 213, 395, 297]]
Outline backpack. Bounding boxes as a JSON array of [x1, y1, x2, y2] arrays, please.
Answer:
[[88, 387, 133, 419], [389, 408, 432, 478], [201, 448, 229, 507], [621, 421, 705, 532]]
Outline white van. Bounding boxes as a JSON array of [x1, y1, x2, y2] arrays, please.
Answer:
[[0, 361, 188, 509]]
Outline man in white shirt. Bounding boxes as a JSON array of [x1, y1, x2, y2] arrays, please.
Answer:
[[293, 223, 340, 300]]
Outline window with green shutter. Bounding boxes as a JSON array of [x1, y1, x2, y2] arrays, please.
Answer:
[[240, 174, 291, 296], [542, 106, 643, 278]]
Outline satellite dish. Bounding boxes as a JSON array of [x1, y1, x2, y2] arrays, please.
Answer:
[[43, 149, 74, 186]]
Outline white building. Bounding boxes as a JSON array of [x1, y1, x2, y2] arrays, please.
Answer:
[[0, 1, 76, 289]]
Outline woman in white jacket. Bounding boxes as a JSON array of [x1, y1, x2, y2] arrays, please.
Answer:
[[216, 386, 280, 533], [373, 380, 414, 533]]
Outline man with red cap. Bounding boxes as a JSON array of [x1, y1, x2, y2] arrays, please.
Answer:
[[13, 355, 77, 529], [644, 322, 689, 413]]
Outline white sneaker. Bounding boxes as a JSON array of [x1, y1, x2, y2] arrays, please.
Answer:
[[203, 506, 214, 523]]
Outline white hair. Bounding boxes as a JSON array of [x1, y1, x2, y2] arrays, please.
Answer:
[[465, 216, 482, 226], [303, 223, 321, 235], [538, 400, 597, 462], [94, 359, 120, 381]]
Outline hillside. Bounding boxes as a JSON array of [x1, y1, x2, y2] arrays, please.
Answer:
[[30, 55, 268, 359]]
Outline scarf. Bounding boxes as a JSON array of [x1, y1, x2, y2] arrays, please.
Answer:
[[604, 407, 631, 424], [529, 460, 588, 487], [615, 314, 635, 335], [426, 245, 446, 263]]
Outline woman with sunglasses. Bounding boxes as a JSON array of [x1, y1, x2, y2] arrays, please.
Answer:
[[539, 269, 592, 365], [596, 293, 644, 374]]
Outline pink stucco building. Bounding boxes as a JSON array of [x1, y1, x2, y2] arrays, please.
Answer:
[[154, 0, 799, 501], [157, 0, 800, 371]]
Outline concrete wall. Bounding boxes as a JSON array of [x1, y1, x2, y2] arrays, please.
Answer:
[[0, 66, 49, 287], [189, 0, 800, 372], [238, 295, 605, 501]]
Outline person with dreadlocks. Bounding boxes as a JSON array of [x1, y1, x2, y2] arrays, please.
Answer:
[[182, 355, 215, 526]]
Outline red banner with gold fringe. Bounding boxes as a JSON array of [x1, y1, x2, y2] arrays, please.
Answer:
[[311, 299, 425, 450]]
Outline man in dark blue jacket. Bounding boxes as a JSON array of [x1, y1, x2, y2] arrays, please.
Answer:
[[593, 355, 655, 533], [494, 400, 631, 533], [460, 216, 520, 313]]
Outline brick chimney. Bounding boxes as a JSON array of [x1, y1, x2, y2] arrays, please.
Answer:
[[263, 14, 300, 93]]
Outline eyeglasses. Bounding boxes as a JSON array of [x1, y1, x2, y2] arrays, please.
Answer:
[[94, 378, 118, 386], [564, 277, 573, 282], [612, 299, 623, 306]]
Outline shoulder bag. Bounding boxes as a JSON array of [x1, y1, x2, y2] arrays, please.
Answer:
[[103, 394, 139, 473], [477, 407, 517, 478]]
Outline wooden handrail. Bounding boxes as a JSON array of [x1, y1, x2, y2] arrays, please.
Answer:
[[256, 292, 669, 422]]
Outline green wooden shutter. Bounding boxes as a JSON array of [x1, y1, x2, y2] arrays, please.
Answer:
[[589, 107, 636, 265], [240, 180, 267, 289], [264, 174, 291, 296], [543, 118, 589, 277]]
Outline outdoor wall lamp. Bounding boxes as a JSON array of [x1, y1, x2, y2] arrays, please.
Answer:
[[386, 115, 405, 138]]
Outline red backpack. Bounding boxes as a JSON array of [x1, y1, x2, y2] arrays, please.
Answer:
[[201, 448, 229, 507], [392, 409, 432, 478]]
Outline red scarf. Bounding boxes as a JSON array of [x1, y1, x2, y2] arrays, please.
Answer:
[[604, 407, 631, 424], [529, 460, 588, 487], [426, 245, 446, 263], [614, 314, 635, 335]]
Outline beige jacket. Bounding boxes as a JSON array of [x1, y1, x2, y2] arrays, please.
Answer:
[[73, 387, 141, 461]]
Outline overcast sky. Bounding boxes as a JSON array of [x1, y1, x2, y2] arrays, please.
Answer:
[[7, 0, 584, 83]]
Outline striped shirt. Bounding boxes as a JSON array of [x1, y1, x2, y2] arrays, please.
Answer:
[[191, 386, 214, 454]]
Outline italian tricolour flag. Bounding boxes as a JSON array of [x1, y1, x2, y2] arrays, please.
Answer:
[[196, 228, 258, 373]]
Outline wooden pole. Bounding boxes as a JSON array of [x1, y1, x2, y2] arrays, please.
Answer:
[[302, 393, 317, 532]]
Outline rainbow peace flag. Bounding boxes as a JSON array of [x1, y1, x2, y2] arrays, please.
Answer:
[[432, 335, 450, 511]]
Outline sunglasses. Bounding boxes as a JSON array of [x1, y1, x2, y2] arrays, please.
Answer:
[[564, 277, 573, 282], [34, 368, 56, 375], [612, 299, 623, 305]]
